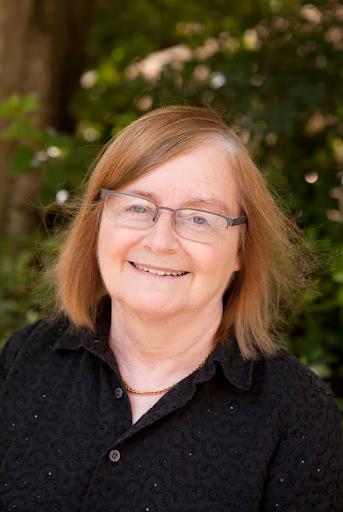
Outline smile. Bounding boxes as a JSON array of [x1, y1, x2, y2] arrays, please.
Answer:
[[129, 261, 189, 277]]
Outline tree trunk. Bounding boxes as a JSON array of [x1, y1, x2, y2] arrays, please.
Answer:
[[0, 0, 93, 235]]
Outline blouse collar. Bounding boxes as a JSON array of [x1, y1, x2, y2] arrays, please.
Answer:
[[52, 296, 255, 392]]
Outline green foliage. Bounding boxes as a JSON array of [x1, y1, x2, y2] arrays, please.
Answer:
[[0, 235, 44, 341], [0, 0, 342, 408], [0, 93, 39, 118], [0, 93, 99, 199]]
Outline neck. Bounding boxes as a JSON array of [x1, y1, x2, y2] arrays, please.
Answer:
[[108, 301, 222, 390]]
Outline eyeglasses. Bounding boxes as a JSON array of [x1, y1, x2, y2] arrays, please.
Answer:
[[99, 189, 247, 244]]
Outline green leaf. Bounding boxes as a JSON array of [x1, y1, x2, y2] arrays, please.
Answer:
[[2, 121, 33, 140], [0, 93, 38, 119], [10, 146, 35, 175], [21, 94, 39, 114], [309, 363, 332, 379]]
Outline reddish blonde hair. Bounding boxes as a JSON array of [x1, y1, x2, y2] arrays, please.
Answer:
[[51, 106, 311, 359]]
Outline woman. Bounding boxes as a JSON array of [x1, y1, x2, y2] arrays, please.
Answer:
[[1, 106, 342, 511]]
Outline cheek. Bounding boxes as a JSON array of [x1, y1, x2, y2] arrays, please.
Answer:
[[97, 223, 115, 266], [97, 220, 139, 263], [194, 243, 240, 283]]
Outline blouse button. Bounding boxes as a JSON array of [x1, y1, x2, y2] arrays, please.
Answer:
[[109, 449, 121, 463], [114, 387, 124, 399]]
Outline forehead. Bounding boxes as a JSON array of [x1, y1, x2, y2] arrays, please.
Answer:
[[119, 143, 239, 213]]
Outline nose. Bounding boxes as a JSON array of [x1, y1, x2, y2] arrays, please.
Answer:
[[143, 208, 179, 253]]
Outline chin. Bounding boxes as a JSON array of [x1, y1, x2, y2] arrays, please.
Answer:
[[128, 301, 179, 318]]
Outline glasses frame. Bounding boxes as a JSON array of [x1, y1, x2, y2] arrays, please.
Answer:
[[99, 189, 247, 231]]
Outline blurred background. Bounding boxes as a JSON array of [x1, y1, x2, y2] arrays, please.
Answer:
[[0, 0, 342, 408]]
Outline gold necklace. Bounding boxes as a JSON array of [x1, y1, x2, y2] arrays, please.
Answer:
[[121, 342, 216, 396]]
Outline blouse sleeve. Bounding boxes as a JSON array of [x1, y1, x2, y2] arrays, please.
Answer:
[[260, 390, 343, 511]]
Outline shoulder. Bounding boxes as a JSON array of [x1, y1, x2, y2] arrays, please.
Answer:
[[262, 347, 335, 399], [0, 315, 67, 380], [255, 350, 343, 510], [257, 347, 341, 431]]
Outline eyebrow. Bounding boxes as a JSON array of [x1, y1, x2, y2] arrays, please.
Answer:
[[124, 189, 231, 215]]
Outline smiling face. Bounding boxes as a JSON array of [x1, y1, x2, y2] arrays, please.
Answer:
[[97, 142, 241, 320]]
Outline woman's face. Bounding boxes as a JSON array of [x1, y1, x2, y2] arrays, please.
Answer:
[[97, 143, 241, 320]]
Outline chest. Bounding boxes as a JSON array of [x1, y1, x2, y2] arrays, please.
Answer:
[[128, 392, 167, 424], [1, 381, 272, 512], [1, 348, 274, 512]]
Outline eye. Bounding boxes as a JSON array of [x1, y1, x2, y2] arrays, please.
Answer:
[[124, 203, 154, 216], [129, 204, 147, 214], [179, 210, 213, 228], [191, 215, 209, 225]]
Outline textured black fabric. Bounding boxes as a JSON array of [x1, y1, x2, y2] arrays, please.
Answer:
[[1, 302, 343, 511]]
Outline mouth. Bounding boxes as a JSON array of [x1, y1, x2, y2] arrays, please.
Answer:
[[129, 261, 189, 278]]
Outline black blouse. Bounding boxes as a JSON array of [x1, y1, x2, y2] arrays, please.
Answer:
[[1, 302, 343, 512]]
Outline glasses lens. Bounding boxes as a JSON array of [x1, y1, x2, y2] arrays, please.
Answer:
[[175, 209, 227, 242], [104, 193, 155, 228]]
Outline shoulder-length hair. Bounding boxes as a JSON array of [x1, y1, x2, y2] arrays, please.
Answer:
[[50, 105, 311, 359]]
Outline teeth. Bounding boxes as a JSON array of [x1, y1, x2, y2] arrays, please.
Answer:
[[132, 262, 186, 276]]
